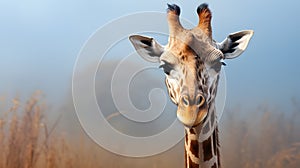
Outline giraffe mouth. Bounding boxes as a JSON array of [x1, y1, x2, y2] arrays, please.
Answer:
[[176, 107, 208, 127]]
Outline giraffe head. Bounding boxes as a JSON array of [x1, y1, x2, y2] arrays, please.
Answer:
[[129, 4, 253, 127]]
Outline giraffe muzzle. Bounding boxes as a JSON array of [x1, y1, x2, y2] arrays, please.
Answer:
[[177, 94, 208, 127]]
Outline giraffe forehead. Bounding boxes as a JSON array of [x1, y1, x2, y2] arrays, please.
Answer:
[[161, 44, 200, 68], [166, 29, 214, 57]]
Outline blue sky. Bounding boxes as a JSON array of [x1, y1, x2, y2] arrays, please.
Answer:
[[0, 0, 299, 111]]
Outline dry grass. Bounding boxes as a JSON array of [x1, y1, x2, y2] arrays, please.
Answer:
[[0, 93, 102, 168], [221, 105, 300, 168], [0, 94, 300, 168], [0, 94, 44, 168]]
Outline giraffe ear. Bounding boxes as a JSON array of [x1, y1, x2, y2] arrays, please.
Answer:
[[218, 30, 254, 59], [129, 35, 164, 63]]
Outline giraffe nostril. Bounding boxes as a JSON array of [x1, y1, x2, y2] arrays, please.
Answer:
[[181, 95, 189, 106], [196, 94, 205, 107]]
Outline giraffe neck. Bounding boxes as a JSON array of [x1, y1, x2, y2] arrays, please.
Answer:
[[184, 106, 220, 168]]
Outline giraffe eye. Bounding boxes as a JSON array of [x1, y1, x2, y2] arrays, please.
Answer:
[[163, 67, 172, 75], [159, 61, 173, 75]]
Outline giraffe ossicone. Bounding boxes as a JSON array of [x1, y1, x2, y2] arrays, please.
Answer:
[[129, 3, 253, 168]]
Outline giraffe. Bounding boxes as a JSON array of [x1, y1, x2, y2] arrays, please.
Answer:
[[129, 3, 253, 168]]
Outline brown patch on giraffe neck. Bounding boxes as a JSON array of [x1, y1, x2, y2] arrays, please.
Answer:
[[190, 140, 199, 158], [202, 136, 213, 161], [188, 156, 200, 168]]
